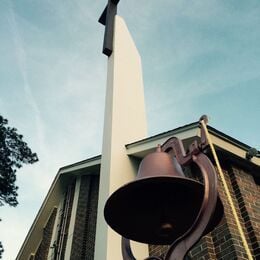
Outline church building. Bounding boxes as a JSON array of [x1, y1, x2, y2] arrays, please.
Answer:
[[16, 2, 260, 259]]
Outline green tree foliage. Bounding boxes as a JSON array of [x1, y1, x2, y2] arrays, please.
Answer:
[[0, 115, 38, 206], [0, 115, 38, 258], [0, 241, 3, 259]]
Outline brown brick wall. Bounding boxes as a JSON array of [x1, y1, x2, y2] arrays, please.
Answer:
[[148, 161, 259, 259], [83, 175, 99, 259], [214, 166, 247, 259], [70, 174, 99, 260], [189, 235, 216, 259], [34, 207, 57, 260], [70, 175, 91, 259], [230, 166, 260, 258]]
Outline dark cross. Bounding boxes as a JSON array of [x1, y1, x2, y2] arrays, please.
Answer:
[[99, 0, 120, 57]]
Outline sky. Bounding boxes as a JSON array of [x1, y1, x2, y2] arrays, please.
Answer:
[[0, 0, 259, 259]]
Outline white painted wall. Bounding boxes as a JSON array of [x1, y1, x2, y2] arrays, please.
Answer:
[[95, 15, 148, 260]]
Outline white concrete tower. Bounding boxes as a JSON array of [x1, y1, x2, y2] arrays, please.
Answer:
[[94, 3, 149, 259]]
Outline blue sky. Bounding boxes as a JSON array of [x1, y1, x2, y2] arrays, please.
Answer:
[[0, 0, 259, 259]]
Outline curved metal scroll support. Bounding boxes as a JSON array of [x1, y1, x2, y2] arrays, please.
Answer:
[[164, 153, 218, 260], [121, 237, 136, 260], [122, 236, 163, 260], [121, 135, 218, 260]]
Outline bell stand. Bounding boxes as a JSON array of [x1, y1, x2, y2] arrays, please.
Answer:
[[121, 118, 219, 260]]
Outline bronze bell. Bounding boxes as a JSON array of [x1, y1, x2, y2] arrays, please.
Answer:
[[104, 146, 223, 245]]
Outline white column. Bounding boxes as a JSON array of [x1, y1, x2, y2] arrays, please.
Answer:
[[95, 15, 148, 260]]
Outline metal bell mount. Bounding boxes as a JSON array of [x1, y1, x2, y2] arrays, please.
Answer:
[[104, 118, 224, 260]]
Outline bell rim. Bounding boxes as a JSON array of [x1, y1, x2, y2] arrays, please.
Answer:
[[104, 176, 223, 245]]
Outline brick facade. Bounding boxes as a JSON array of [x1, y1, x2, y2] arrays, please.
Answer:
[[148, 161, 259, 259], [34, 207, 57, 260], [231, 166, 260, 258], [27, 175, 100, 260], [70, 174, 100, 260]]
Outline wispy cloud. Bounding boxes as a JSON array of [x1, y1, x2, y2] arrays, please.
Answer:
[[7, 1, 49, 161], [126, 0, 260, 136]]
